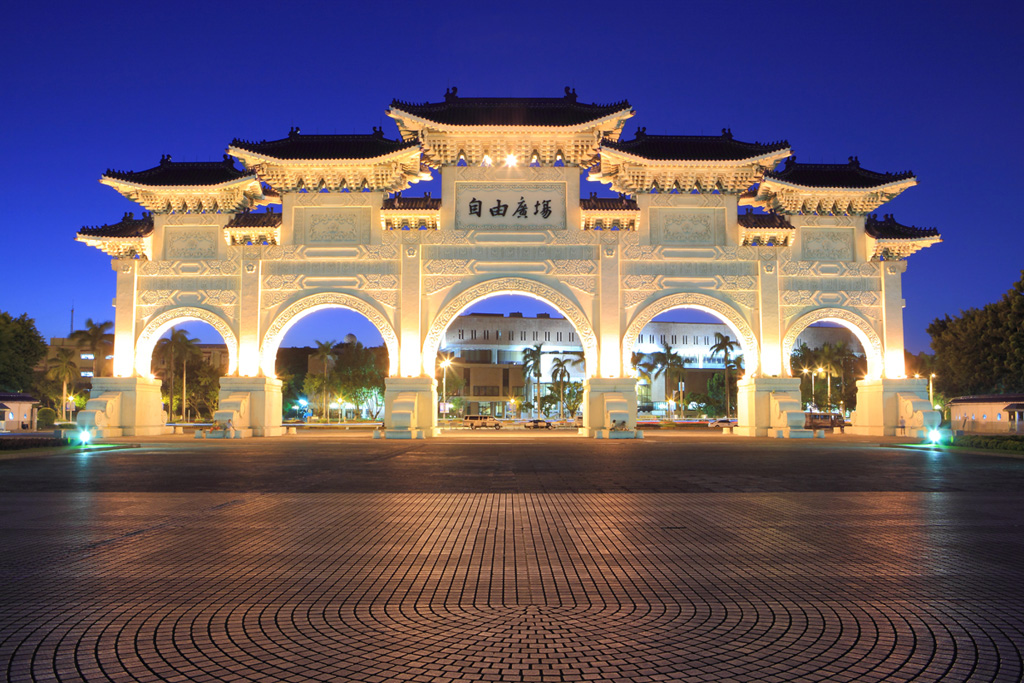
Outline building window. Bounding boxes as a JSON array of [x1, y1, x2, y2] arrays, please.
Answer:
[[649, 335, 654, 344], [483, 330, 489, 340], [80, 353, 95, 360], [682, 335, 688, 344], [471, 330, 477, 340], [557, 332, 563, 342], [81, 371, 94, 377], [569, 332, 575, 342], [473, 386, 501, 396], [458, 329, 464, 340], [545, 332, 550, 341], [660, 334, 665, 344], [671, 335, 677, 344], [705, 336, 710, 345], [533, 331, 539, 341], [521, 331, 526, 341]]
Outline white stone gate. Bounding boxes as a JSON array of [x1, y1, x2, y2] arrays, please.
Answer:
[[76, 90, 941, 438]]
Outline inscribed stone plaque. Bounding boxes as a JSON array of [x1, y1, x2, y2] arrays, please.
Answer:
[[164, 226, 218, 259], [297, 208, 371, 244], [454, 182, 567, 231], [649, 208, 722, 245], [802, 228, 854, 261]]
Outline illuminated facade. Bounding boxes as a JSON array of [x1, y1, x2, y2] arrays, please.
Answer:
[[76, 88, 941, 438]]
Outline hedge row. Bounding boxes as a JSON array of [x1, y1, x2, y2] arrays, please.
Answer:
[[0, 436, 71, 451], [952, 434, 1024, 453]]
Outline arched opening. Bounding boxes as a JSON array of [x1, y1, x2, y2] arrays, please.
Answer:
[[135, 306, 238, 379], [423, 279, 597, 422], [149, 320, 233, 423], [782, 308, 884, 414], [625, 302, 755, 420], [260, 293, 398, 422]]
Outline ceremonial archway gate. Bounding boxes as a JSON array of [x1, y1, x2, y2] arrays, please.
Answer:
[[76, 90, 941, 438]]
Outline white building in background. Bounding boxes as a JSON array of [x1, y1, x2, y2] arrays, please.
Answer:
[[949, 395, 1024, 434], [441, 312, 859, 416]]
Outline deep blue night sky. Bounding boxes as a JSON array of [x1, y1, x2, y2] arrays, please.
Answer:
[[3, 0, 1021, 352]]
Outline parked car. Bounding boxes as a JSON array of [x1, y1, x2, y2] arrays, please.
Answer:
[[524, 419, 553, 429], [464, 415, 502, 430], [708, 418, 737, 428], [804, 413, 846, 431]]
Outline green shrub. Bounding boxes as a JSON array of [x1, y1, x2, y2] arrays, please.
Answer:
[[952, 434, 1024, 453], [36, 408, 56, 428]]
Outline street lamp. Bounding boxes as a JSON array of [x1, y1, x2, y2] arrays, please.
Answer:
[[294, 397, 308, 421], [439, 356, 453, 418]]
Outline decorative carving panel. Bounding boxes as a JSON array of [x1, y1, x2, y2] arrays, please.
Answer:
[[649, 208, 723, 245], [296, 208, 371, 244], [802, 228, 854, 261], [165, 227, 218, 259]]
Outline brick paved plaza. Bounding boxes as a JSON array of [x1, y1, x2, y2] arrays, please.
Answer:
[[1, 433, 1022, 682]]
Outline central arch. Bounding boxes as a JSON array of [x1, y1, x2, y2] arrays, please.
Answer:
[[260, 292, 400, 377], [622, 292, 760, 377], [135, 306, 239, 378], [782, 307, 884, 381], [422, 277, 598, 378]]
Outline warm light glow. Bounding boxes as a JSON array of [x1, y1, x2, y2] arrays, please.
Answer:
[[481, 154, 492, 167], [504, 153, 517, 167]]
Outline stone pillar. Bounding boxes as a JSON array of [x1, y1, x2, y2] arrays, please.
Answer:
[[217, 376, 283, 437], [849, 377, 939, 437], [755, 250, 784, 377], [399, 242, 422, 378], [880, 261, 908, 378], [77, 376, 167, 438], [111, 260, 139, 378], [378, 376, 438, 439], [236, 246, 262, 377], [583, 377, 641, 439], [735, 376, 804, 437], [598, 238, 622, 378]]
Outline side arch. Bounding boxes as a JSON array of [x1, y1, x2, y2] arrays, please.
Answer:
[[135, 306, 239, 378], [782, 308, 884, 380], [260, 292, 400, 377], [422, 277, 598, 378], [623, 293, 760, 377]]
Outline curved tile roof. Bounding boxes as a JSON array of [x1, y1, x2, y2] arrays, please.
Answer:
[[231, 128, 419, 160], [765, 156, 914, 188], [602, 128, 789, 161], [225, 211, 283, 229], [382, 194, 441, 211], [579, 193, 638, 211], [390, 87, 631, 127], [737, 210, 793, 229], [865, 213, 939, 240], [104, 156, 250, 186], [78, 212, 154, 238]]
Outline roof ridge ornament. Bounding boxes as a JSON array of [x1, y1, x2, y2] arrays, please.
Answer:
[[564, 86, 577, 102], [848, 155, 860, 168], [445, 86, 458, 101], [289, 126, 301, 137], [722, 128, 733, 139], [160, 154, 172, 165]]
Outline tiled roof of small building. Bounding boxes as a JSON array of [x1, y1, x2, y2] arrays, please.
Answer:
[[949, 394, 1024, 405], [579, 193, 638, 211], [389, 87, 632, 127], [765, 156, 914, 188], [231, 128, 419, 160], [0, 393, 38, 403], [104, 155, 251, 186], [865, 214, 939, 240], [602, 128, 789, 161], [737, 210, 793, 229], [78, 212, 154, 238], [382, 193, 441, 210], [224, 211, 283, 229]]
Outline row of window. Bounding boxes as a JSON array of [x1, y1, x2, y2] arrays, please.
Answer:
[[456, 329, 575, 342], [638, 334, 712, 346]]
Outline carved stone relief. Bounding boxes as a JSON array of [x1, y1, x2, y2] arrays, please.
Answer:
[[165, 227, 218, 259], [802, 228, 854, 261], [650, 208, 721, 245], [297, 208, 371, 244]]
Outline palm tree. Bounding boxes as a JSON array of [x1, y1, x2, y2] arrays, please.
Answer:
[[46, 348, 78, 422], [155, 328, 200, 422], [710, 332, 740, 418], [550, 356, 572, 420], [521, 344, 544, 419], [69, 319, 113, 378], [313, 340, 338, 419], [816, 342, 842, 411], [651, 342, 691, 418], [791, 342, 817, 405]]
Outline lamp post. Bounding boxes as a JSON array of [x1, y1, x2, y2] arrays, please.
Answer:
[[439, 357, 453, 418], [929, 373, 935, 406]]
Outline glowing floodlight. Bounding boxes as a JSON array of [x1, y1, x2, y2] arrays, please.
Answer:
[[481, 154, 493, 167], [505, 153, 517, 167], [928, 429, 941, 444], [78, 430, 92, 444]]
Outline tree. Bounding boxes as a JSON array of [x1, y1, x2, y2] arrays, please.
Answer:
[[521, 344, 544, 419], [155, 328, 199, 421], [651, 343, 692, 418], [550, 356, 572, 420], [0, 312, 46, 393], [564, 381, 584, 418], [69, 319, 113, 378], [46, 347, 78, 421], [709, 333, 739, 417], [928, 271, 1024, 396], [816, 342, 842, 411], [313, 339, 337, 418]]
